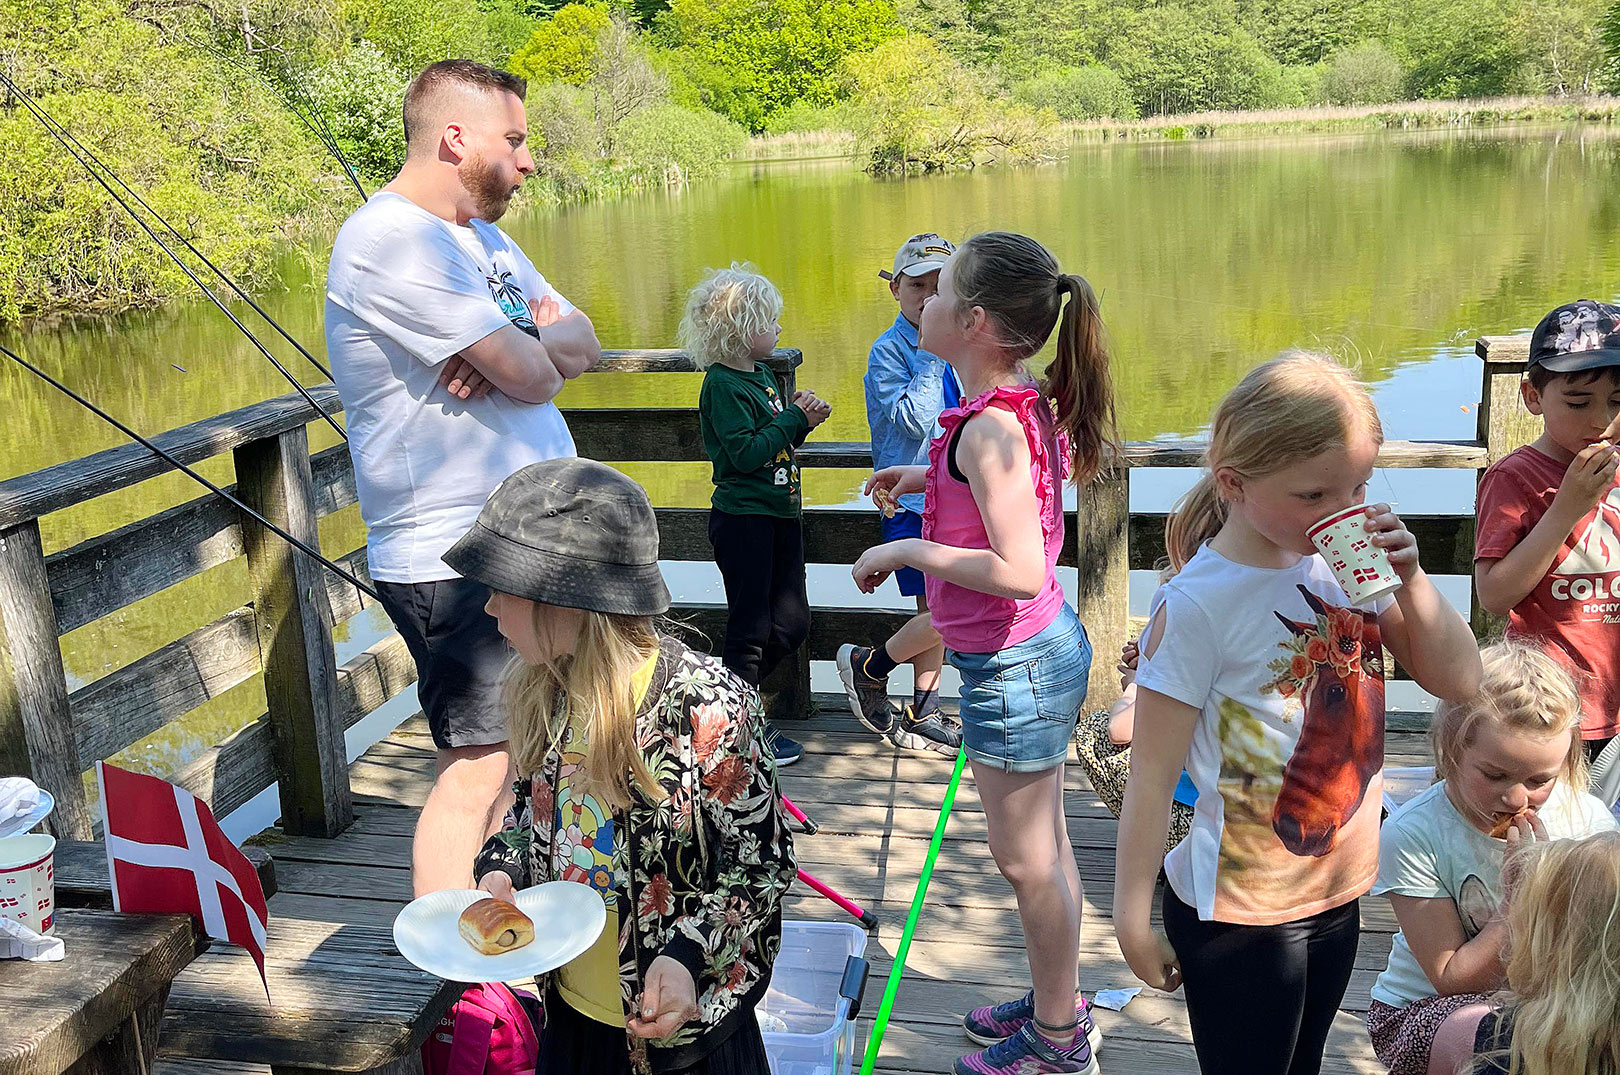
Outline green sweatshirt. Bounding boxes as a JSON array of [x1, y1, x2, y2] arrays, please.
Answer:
[[698, 363, 811, 518]]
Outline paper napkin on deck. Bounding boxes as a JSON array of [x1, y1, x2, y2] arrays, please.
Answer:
[[0, 916, 64, 961]]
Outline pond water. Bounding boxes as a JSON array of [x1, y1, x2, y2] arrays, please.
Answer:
[[6, 124, 1620, 836]]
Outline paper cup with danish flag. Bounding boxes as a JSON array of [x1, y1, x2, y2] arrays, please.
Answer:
[[0, 833, 55, 935], [1307, 504, 1403, 607]]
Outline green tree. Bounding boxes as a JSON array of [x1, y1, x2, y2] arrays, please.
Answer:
[[1397, 0, 1527, 98], [1105, 5, 1281, 115], [1013, 65, 1138, 120], [842, 34, 1056, 173], [0, 0, 340, 324], [1605, 0, 1620, 92], [340, 0, 495, 72], [509, 3, 613, 84], [1511, 0, 1609, 94], [1238, 0, 1390, 65], [658, 0, 906, 131], [309, 42, 411, 185], [1319, 41, 1404, 104]]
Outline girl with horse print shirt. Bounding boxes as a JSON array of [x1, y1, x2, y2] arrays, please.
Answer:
[[1114, 354, 1482, 1075]]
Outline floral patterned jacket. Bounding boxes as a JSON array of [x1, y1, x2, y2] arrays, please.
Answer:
[[472, 634, 797, 1074]]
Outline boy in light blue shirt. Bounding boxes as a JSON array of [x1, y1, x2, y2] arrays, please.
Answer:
[[837, 233, 962, 754]]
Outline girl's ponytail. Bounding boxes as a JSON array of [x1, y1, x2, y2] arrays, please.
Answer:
[[1047, 274, 1119, 485], [1165, 474, 1226, 573]]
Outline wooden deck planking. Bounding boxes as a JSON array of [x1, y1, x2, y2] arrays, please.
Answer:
[[247, 699, 1419, 1074]]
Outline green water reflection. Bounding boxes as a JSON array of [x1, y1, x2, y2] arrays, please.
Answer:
[[5, 125, 1620, 788]]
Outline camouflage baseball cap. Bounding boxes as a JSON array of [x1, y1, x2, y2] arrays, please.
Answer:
[[444, 458, 670, 616], [1529, 299, 1620, 374]]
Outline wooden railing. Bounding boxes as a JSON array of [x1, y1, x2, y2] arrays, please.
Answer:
[[0, 339, 1533, 843]]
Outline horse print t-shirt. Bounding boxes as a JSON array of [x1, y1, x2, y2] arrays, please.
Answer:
[[1135, 544, 1395, 926]]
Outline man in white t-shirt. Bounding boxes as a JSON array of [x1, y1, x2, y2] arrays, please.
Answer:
[[325, 59, 601, 896]]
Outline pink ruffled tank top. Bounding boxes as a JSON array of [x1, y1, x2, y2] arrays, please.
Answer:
[[922, 384, 1071, 654]]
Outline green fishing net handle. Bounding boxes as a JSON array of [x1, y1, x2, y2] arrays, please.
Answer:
[[859, 746, 968, 1075]]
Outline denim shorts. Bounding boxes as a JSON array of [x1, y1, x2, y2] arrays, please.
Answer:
[[879, 509, 926, 597], [948, 604, 1091, 772]]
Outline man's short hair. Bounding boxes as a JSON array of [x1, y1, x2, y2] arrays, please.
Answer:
[[402, 59, 528, 156]]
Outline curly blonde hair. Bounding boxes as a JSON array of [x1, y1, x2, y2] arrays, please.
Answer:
[[678, 264, 783, 370], [1430, 640, 1589, 789], [1494, 830, 1620, 1075]]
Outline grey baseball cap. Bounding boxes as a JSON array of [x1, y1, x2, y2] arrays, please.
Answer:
[[879, 233, 956, 281], [443, 458, 671, 617]]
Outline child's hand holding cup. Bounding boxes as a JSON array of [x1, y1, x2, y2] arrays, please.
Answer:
[[1307, 502, 1407, 606]]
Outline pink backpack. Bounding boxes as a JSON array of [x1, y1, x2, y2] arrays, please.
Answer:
[[421, 983, 542, 1075]]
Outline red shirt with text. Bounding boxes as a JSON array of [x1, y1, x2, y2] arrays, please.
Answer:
[[1475, 444, 1620, 740]]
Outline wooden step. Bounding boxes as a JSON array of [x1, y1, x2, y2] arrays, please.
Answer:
[[152, 1058, 273, 1074]]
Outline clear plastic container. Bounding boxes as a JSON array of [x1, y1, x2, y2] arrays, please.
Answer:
[[1381, 765, 1436, 815], [758, 920, 870, 1075]]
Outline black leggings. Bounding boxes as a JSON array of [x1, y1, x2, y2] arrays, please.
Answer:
[[1162, 885, 1360, 1075], [708, 509, 810, 688]]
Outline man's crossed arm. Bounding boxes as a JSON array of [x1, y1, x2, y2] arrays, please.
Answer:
[[437, 294, 602, 403]]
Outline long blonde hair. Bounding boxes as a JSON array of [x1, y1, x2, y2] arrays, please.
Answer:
[[1164, 352, 1383, 571], [948, 232, 1119, 485], [1430, 641, 1589, 790], [503, 607, 667, 814], [679, 263, 783, 370], [1494, 830, 1620, 1075]]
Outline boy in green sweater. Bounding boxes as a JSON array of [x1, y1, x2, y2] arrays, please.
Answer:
[[683, 265, 831, 765]]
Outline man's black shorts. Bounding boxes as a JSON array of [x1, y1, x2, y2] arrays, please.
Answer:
[[375, 577, 511, 750]]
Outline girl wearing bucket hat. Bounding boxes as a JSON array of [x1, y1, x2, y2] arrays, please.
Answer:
[[449, 458, 797, 1075]]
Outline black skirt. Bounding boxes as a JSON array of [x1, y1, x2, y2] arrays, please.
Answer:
[[538, 987, 773, 1075]]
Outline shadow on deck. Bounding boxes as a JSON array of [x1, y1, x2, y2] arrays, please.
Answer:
[[243, 697, 1426, 1075]]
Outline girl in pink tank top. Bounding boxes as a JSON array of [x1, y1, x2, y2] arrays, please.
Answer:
[[851, 233, 1118, 1075]]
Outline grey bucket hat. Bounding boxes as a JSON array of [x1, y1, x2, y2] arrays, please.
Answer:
[[444, 458, 671, 616]]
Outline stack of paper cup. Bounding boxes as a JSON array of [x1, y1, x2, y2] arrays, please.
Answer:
[[0, 833, 55, 936], [1307, 504, 1403, 607]]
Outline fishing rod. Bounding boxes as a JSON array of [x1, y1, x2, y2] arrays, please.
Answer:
[[0, 72, 337, 383], [0, 342, 380, 603], [0, 69, 348, 444]]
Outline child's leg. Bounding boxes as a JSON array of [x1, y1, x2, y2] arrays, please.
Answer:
[[1427, 1003, 1493, 1075], [758, 515, 810, 682], [708, 509, 775, 687], [907, 594, 945, 713], [973, 761, 1081, 1038], [1288, 898, 1359, 1075], [1163, 885, 1357, 1075]]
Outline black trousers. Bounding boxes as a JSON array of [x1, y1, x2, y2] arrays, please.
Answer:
[[707, 509, 810, 688], [1163, 885, 1360, 1075]]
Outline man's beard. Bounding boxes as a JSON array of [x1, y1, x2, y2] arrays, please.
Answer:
[[459, 153, 518, 222]]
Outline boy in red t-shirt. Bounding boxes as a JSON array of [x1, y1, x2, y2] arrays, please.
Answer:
[[1475, 299, 1620, 806]]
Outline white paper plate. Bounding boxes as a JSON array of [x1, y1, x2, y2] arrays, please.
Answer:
[[393, 883, 607, 983], [0, 786, 53, 841]]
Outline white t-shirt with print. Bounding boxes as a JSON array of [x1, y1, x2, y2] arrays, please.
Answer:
[[1370, 778, 1617, 1008], [1134, 544, 1395, 926], [325, 191, 577, 582]]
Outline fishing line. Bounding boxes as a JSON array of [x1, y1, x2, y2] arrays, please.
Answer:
[[0, 342, 380, 603], [3, 70, 337, 383], [0, 69, 349, 444], [174, 35, 368, 201]]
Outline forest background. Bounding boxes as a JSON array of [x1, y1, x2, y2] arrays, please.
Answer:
[[4, 0, 1619, 323]]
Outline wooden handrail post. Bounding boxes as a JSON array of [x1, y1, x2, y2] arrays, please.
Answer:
[[0, 520, 92, 838], [234, 428, 353, 837], [763, 350, 813, 721], [1074, 468, 1130, 710], [1472, 337, 1536, 641]]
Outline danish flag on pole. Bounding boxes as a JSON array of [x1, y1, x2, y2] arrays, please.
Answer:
[[97, 762, 271, 997]]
